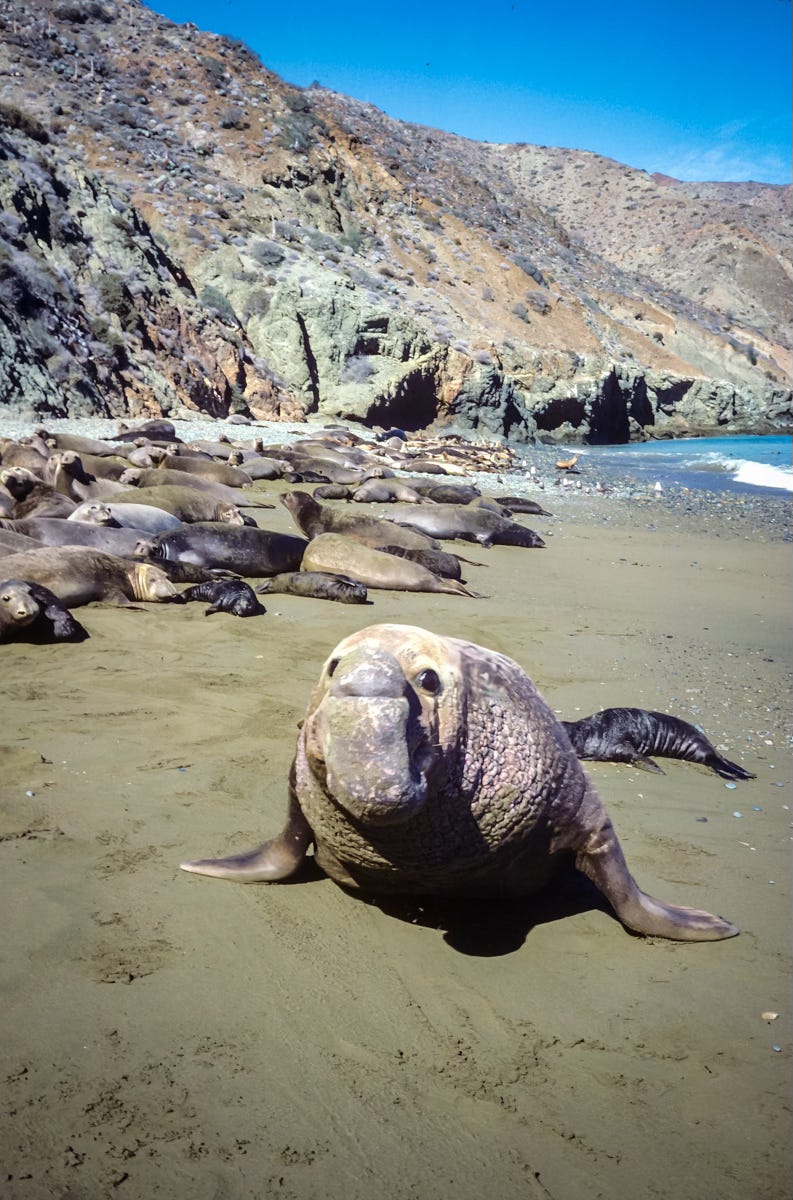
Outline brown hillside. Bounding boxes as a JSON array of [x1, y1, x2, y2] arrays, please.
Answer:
[[0, 0, 790, 441]]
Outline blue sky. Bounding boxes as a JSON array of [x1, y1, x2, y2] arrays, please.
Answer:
[[151, 0, 791, 183]]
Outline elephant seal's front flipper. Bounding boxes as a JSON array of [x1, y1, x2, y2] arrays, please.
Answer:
[[181, 776, 312, 882], [562, 785, 739, 941]]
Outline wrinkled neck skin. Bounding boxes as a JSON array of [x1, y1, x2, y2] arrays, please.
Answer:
[[296, 639, 591, 897]]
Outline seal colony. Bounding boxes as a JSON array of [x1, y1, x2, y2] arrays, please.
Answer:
[[182, 623, 738, 942], [2, 418, 545, 609], [3, 418, 754, 940]]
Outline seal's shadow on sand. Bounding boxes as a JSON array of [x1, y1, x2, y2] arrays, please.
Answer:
[[362, 870, 616, 957], [287, 858, 618, 956]]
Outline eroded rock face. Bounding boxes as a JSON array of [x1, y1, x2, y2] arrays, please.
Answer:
[[0, 0, 790, 440]]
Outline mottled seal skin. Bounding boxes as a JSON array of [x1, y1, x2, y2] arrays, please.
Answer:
[[563, 708, 755, 781], [256, 572, 369, 604], [0, 578, 88, 642], [171, 579, 265, 617], [181, 624, 737, 942]]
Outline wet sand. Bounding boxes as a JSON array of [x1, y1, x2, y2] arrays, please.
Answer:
[[1, 481, 791, 1199]]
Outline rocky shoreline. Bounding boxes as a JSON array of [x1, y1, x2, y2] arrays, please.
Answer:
[[2, 413, 790, 543]]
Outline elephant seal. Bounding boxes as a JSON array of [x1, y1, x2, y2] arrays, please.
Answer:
[[4, 517, 151, 557], [111, 418, 179, 443], [281, 491, 440, 552], [301, 534, 478, 597], [375, 544, 467, 581], [381, 503, 546, 548], [0, 469, 77, 519], [492, 496, 553, 517], [108, 486, 247, 524], [171, 579, 265, 617], [351, 480, 432, 505], [0, 438, 49, 472], [44, 452, 126, 501], [401, 481, 482, 505], [181, 624, 736, 941], [0, 547, 176, 607], [157, 454, 253, 488], [0, 578, 88, 642], [0, 527, 44, 555], [33, 429, 128, 457], [257, 572, 369, 604], [119, 467, 273, 509], [563, 709, 756, 781], [69, 501, 184, 534], [140, 522, 308, 576]]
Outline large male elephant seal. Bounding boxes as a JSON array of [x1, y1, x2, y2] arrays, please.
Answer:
[[181, 624, 736, 941], [563, 708, 755, 780]]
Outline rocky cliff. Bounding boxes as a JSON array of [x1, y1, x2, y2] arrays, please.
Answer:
[[0, 0, 790, 441]]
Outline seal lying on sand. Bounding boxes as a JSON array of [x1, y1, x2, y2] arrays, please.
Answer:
[[0, 578, 88, 642], [302, 534, 478, 597], [563, 708, 755, 780], [139, 523, 308, 576], [181, 623, 737, 941], [171, 580, 265, 617], [108, 486, 247, 524], [257, 572, 369, 604], [382, 503, 546, 548], [0, 547, 176, 607], [281, 491, 440, 552]]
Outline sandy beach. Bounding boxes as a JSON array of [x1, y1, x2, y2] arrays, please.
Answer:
[[1, 449, 791, 1199]]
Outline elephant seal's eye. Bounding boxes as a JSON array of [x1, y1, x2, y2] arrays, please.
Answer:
[[415, 668, 441, 694], [327, 657, 340, 678]]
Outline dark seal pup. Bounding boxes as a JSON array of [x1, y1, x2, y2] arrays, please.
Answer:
[[181, 623, 737, 942], [563, 708, 755, 780], [171, 580, 265, 617], [0, 578, 88, 642]]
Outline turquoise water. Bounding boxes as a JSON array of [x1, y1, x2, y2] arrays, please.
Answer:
[[574, 435, 793, 495]]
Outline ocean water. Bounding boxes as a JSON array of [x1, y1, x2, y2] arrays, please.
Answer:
[[572, 435, 793, 495]]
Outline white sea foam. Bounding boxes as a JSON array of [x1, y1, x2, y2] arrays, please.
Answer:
[[733, 460, 793, 492]]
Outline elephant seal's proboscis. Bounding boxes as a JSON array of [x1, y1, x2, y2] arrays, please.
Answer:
[[182, 624, 738, 942]]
